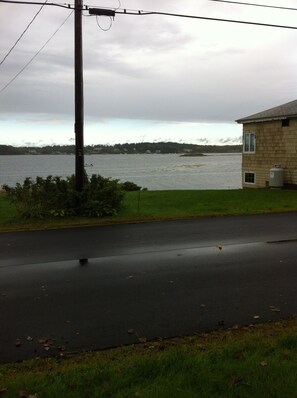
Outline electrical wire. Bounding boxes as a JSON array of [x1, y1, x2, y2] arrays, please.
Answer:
[[93, 0, 119, 30], [0, 0, 73, 9], [0, 0, 49, 67], [0, 10, 73, 94], [114, 0, 120, 10], [0, 0, 118, 9], [113, 9, 297, 30], [2, 0, 297, 30], [209, 0, 297, 12], [96, 14, 113, 30]]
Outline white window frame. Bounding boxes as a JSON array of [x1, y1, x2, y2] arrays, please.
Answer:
[[243, 132, 256, 153], [244, 171, 256, 184]]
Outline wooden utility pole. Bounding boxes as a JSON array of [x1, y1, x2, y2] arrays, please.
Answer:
[[74, 0, 84, 191]]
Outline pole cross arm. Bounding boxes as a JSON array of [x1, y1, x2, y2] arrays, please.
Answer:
[[89, 8, 115, 17]]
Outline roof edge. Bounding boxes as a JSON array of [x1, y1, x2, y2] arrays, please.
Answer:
[[236, 116, 288, 124], [235, 99, 297, 124]]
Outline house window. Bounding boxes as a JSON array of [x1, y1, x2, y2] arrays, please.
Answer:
[[244, 172, 255, 184], [243, 132, 255, 153], [282, 119, 290, 127]]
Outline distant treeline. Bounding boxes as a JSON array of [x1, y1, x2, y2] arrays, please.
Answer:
[[0, 142, 242, 156]]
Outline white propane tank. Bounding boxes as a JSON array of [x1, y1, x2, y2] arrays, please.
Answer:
[[269, 165, 284, 188]]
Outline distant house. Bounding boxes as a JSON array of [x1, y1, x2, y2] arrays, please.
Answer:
[[236, 99, 297, 188]]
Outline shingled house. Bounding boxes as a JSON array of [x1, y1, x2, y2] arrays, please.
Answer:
[[236, 99, 297, 188]]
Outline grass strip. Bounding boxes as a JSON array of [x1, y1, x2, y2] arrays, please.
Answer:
[[1, 189, 297, 231], [121, 189, 297, 219], [1, 318, 297, 397]]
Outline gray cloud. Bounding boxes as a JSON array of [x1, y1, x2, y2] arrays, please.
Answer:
[[0, 0, 297, 137]]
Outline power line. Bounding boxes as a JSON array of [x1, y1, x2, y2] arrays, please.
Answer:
[[0, 0, 296, 95], [0, 10, 73, 94], [112, 9, 297, 30], [95, 14, 113, 31], [2, 0, 297, 29], [209, 0, 297, 12], [0, 0, 49, 67], [0, 0, 73, 9]]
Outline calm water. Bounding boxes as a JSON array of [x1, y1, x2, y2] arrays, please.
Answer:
[[0, 153, 242, 190]]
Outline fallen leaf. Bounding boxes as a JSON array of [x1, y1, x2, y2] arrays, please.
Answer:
[[260, 361, 268, 367], [217, 243, 223, 251], [15, 339, 21, 347], [138, 337, 147, 343], [269, 306, 280, 312], [37, 338, 54, 351], [38, 338, 46, 344]]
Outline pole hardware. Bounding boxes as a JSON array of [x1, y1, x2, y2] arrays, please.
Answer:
[[89, 8, 115, 17]]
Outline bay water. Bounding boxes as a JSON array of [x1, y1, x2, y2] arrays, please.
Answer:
[[0, 153, 242, 190]]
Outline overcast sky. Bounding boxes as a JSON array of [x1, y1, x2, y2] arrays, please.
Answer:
[[0, 0, 297, 146]]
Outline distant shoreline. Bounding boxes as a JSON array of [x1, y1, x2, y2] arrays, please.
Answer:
[[0, 142, 242, 156]]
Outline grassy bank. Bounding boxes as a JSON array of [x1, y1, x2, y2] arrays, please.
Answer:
[[1, 189, 297, 231], [1, 318, 297, 397]]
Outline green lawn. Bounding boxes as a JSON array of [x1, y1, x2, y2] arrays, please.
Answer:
[[1, 189, 297, 231], [1, 318, 297, 397], [120, 189, 297, 219]]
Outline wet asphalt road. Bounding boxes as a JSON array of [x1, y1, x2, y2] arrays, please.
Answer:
[[1, 213, 297, 363]]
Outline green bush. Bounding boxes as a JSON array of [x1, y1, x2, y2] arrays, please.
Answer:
[[120, 181, 142, 191], [2, 174, 125, 219]]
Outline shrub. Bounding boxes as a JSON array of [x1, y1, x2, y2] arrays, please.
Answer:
[[2, 174, 125, 219], [121, 181, 142, 191]]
